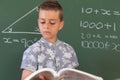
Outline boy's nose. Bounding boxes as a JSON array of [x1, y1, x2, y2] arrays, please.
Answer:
[[44, 23, 49, 29]]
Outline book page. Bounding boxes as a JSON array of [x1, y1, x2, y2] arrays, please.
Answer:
[[58, 68, 103, 80], [24, 68, 58, 80], [29, 71, 54, 80]]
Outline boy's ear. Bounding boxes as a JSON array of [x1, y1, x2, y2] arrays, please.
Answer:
[[59, 21, 64, 30]]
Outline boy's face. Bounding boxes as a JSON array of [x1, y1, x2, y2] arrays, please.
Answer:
[[38, 9, 64, 42]]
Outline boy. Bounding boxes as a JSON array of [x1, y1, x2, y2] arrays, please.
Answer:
[[20, 0, 79, 80]]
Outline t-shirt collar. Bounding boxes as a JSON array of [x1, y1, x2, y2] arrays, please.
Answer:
[[40, 37, 60, 46]]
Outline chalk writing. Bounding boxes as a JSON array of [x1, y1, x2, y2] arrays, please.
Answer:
[[80, 20, 117, 32], [2, 37, 38, 48], [0, 7, 40, 48], [3, 38, 12, 43], [21, 38, 38, 48], [80, 7, 120, 53], [81, 33, 118, 39], [81, 7, 120, 16], [1, 7, 40, 35], [81, 33, 102, 39], [112, 43, 120, 52], [81, 40, 120, 52], [81, 41, 110, 49]]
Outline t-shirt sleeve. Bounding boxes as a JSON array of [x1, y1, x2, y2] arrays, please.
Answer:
[[20, 46, 38, 72], [63, 43, 79, 68], [69, 46, 79, 68]]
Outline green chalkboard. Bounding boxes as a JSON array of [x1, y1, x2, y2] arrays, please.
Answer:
[[0, 0, 120, 80]]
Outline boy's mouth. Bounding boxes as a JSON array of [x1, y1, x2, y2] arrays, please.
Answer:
[[43, 31, 51, 34]]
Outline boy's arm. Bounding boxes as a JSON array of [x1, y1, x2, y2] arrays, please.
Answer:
[[21, 69, 33, 80], [21, 69, 48, 80]]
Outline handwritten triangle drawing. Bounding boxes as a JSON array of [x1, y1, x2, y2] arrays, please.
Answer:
[[2, 7, 40, 35]]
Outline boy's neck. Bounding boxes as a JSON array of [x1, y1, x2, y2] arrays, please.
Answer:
[[43, 37, 58, 44]]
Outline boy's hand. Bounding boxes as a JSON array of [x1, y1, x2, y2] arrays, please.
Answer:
[[59, 78, 64, 80], [38, 74, 47, 80]]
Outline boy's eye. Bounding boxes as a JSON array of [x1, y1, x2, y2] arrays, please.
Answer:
[[40, 21, 45, 24], [50, 21, 56, 25]]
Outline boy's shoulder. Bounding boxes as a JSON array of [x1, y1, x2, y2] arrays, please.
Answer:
[[30, 39, 41, 48], [59, 40, 70, 45], [24, 39, 41, 52], [59, 40, 74, 49]]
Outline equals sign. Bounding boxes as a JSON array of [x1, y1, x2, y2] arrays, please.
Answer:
[[13, 39, 19, 43]]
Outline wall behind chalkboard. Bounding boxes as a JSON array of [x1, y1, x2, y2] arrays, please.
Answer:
[[0, 0, 120, 80]]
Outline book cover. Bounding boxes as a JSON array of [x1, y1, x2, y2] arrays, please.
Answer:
[[24, 68, 103, 80]]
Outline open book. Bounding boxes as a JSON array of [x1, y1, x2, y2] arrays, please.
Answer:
[[24, 68, 103, 80]]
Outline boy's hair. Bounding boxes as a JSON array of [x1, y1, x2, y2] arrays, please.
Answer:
[[38, 0, 63, 21]]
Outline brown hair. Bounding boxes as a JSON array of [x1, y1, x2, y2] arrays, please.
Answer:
[[38, 0, 63, 21]]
